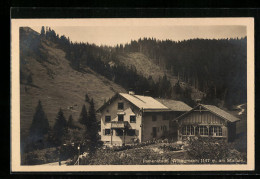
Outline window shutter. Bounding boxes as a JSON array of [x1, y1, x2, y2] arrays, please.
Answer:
[[103, 129, 105, 135], [135, 130, 139, 136]]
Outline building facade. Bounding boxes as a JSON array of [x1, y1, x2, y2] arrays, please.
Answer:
[[97, 92, 191, 146], [175, 104, 240, 142]]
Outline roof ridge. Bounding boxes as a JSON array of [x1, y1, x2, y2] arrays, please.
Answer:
[[157, 98, 181, 102], [130, 94, 147, 104]]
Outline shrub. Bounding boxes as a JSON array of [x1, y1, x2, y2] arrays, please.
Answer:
[[21, 148, 58, 165], [158, 144, 183, 151], [187, 137, 233, 163], [60, 144, 78, 160]]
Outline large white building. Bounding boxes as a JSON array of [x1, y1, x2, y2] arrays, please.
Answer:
[[97, 92, 191, 146]]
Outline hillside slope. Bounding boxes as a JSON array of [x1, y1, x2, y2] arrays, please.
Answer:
[[117, 52, 177, 83], [20, 27, 126, 138], [116, 52, 205, 99]]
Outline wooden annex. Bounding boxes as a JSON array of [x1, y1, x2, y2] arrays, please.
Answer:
[[174, 104, 240, 142]]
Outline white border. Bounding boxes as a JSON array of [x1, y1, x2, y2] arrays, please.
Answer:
[[11, 18, 255, 172]]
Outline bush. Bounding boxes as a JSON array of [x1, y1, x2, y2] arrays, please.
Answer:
[[158, 144, 183, 151], [60, 144, 78, 160], [21, 143, 79, 165], [21, 148, 58, 165], [80, 148, 151, 165], [187, 137, 229, 162], [187, 137, 246, 163]]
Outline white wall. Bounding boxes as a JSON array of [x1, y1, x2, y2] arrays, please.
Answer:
[[100, 96, 142, 145]]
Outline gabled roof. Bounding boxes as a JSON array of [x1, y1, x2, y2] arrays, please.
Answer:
[[201, 104, 240, 122], [175, 104, 240, 123], [96, 93, 120, 112], [119, 93, 170, 112], [156, 98, 192, 112], [97, 93, 171, 113]]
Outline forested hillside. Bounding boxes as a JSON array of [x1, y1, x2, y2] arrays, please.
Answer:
[[116, 37, 247, 107], [45, 26, 246, 108]]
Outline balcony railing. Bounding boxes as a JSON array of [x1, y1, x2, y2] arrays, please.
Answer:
[[111, 121, 128, 129]]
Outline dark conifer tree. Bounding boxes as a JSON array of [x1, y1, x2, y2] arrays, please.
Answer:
[[85, 93, 90, 103], [85, 99, 100, 156], [27, 73, 33, 85], [67, 114, 74, 129], [173, 81, 182, 94], [53, 108, 68, 145], [29, 100, 49, 142], [40, 26, 45, 37], [78, 104, 88, 126]]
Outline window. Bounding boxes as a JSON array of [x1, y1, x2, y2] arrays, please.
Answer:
[[116, 129, 124, 136], [152, 115, 157, 121], [104, 129, 111, 135], [209, 126, 222, 136], [152, 127, 157, 138], [105, 116, 111, 122], [130, 116, 136, 123], [118, 102, 124, 110], [127, 129, 136, 136], [118, 115, 124, 121], [182, 125, 194, 135], [195, 126, 209, 136], [163, 114, 167, 120]]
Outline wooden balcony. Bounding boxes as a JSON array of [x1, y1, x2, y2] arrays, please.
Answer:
[[111, 121, 128, 129]]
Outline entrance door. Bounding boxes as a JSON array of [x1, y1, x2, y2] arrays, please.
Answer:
[[152, 127, 157, 138]]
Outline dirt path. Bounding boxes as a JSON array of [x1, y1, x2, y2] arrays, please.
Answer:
[[237, 103, 246, 115], [36, 161, 67, 166]]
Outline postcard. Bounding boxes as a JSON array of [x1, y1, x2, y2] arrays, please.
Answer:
[[11, 18, 254, 172]]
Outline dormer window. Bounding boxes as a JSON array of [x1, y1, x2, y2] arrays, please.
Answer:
[[118, 102, 124, 110]]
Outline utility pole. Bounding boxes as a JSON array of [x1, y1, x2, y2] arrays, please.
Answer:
[[58, 146, 61, 166], [111, 123, 113, 145], [123, 129, 125, 146], [78, 144, 80, 165]]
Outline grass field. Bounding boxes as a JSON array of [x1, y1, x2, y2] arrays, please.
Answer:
[[20, 38, 126, 140]]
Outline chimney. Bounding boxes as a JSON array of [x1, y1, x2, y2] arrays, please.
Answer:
[[129, 91, 135, 95], [195, 98, 201, 105]]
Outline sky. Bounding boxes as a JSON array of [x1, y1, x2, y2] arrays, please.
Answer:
[[31, 25, 246, 46]]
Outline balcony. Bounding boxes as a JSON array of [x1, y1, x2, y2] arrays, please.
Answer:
[[111, 121, 128, 129]]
